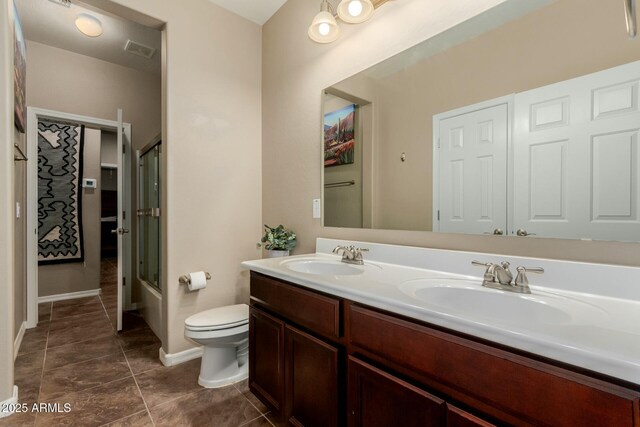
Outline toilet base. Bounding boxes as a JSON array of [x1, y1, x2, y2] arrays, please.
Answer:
[[198, 364, 248, 388], [197, 341, 249, 389]]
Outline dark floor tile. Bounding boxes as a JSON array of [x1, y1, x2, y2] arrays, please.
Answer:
[[15, 351, 45, 380], [47, 317, 114, 349], [45, 335, 122, 371], [51, 301, 105, 321], [121, 312, 149, 333], [38, 303, 51, 322], [124, 344, 162, 375], [135, 358, 202, 408], [48, 310, 110, 332], [40, 352, 131, 401], [35, 377, 145, 427], [241, 415, 275, 427], [16, 371, 42, 405], [52, 296, 101, 309], [115, 328, 160, 352], [264, 412, 287, 427], [150, 385, 261, 427], [18, 325, 49, 356], [103, 289, 117, 298], [0, 410, 37, 427], [107, 410, 153, 427], [234, 379, 268, 414]]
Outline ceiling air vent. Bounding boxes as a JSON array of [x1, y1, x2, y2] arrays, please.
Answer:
[[124, 40, 156, 59], [48, 0, 71, 7]]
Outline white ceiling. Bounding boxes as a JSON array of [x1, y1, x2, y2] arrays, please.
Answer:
[[206, 0, 288, 25], [15, 0, 161, 74]]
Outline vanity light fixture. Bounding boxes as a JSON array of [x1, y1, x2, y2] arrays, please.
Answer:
[[337, 0, 374, 24], [75, 13, 103, 37], [309, 0, 385, 44], [308, 0, 341, 43]]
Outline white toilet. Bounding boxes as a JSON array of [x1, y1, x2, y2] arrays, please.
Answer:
[[184, 303, 249, 388]]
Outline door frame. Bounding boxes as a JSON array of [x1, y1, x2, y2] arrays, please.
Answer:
[[432, 94, 515, 233], [25, 107, 132, 329]]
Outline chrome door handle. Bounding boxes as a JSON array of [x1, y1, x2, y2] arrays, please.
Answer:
[[111, 228, 130, 235], [516, 229, 536, 237], [484, 228, 503, 235]]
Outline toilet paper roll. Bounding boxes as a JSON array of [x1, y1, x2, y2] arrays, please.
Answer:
[[188, 271, 207, 291]]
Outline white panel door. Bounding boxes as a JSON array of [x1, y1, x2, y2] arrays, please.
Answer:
[[513, 61, 640, 241], [437, 104, 508, 235]]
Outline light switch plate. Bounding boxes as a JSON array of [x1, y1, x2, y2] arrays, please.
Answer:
[[313, 199, 321, 219]]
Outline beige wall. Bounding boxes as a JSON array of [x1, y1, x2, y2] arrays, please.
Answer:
[[262, 0, 640, 267], [1, 0, 16, 406], [87, 0, 263, 354], [38, 128, 102, 297], [26, 41, 161, 148]]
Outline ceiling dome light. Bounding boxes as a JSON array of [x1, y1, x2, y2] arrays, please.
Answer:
[[75, 13, 103, 37], [337, 0, 374, 24], [308, 1, 340, 44]]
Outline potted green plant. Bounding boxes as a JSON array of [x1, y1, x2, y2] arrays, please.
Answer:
[[258, 224, 297, 258]]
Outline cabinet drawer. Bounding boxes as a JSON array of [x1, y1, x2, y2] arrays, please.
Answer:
[[348, 303, 640, 427], [250, 272, 341, 340]]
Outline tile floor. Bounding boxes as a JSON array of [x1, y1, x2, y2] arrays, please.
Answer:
[[2, 261, 274, 427]]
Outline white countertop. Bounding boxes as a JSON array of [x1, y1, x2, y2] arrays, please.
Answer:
[[242, 239, 640, 385]]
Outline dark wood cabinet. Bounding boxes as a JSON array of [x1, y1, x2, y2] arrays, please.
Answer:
[[249, 272, 640, 427], [286, 325, 340, 427], [348, 356, 445, 427], [446, 406, 495, 427], [249, 307, 285, 412]]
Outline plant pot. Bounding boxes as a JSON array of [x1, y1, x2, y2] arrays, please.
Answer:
[[265, 249, 290, 258]]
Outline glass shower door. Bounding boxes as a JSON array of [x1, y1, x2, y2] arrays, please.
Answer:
[[138, 143, 161, 290]]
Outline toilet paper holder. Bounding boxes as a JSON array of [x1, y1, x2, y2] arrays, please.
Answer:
[[179, 272, 212, 285]]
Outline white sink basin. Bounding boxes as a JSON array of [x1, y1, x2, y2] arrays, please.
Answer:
[[283, 259, 364, 276], [399, 278, 607, 325]]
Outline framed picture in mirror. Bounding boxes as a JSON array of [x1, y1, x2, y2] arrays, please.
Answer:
[[324, 104, 356, 167]]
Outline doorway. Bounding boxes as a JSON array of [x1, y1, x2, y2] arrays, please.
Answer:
[[26, 107, 132, 331]]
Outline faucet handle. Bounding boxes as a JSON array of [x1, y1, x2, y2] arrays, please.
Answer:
[[471, 260, 493, 267], [472, 260, 498, 282], [514, 266, 544, 287]]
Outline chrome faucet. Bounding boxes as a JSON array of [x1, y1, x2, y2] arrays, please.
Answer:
[[472, 261, 543, 294], [333, 245, 369, 265]]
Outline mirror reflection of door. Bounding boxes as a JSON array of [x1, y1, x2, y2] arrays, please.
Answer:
[[513, 61, 640, 241], [435, 101, 508, 235]]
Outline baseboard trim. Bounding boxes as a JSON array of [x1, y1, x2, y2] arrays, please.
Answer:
[[0, 386, 19, 419], [159, 346, 202, 367], [38, 288, 101, 304], [14, 322, 26, 360]]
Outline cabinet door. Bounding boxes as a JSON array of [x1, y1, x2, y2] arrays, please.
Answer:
[[446, 405, 495, 427], [249, 307, 285, 412], [348, 356, 445, 427], [286, 325, 339, 427]]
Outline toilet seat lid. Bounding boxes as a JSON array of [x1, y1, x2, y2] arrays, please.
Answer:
[[185, 303, 249, 329]]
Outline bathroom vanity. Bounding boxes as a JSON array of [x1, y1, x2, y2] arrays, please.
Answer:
[[243, 239, 640, 427]]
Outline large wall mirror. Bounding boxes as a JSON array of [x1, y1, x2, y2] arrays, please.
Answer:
[[322, 0, 640, 242]]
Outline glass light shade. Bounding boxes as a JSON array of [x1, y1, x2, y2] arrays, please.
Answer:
[[337, 0, 374, 24], [75, 13, 103, 37], [308, 10, 341, 43]]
